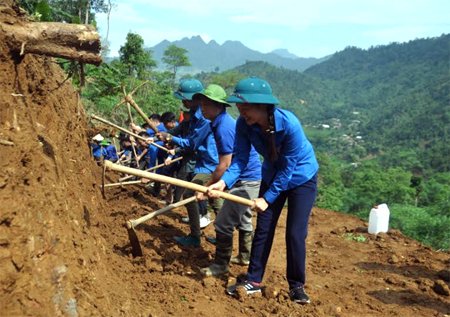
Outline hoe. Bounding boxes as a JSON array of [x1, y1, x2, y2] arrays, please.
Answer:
[[126, 196, 196, 257], [103, 161, 254, 257]]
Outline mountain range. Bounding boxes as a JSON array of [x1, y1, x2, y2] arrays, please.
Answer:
[[226, 34, 449, 175], [147, 35, 328, 73]]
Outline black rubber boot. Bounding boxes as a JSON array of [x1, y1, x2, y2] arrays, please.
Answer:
[[230, 230, 252, 266], [200, 234, 232, 276]]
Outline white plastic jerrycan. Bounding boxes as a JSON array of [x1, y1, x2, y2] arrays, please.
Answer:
[[368, 203, 390, 234]]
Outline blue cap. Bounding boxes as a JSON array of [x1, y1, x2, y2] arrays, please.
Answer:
[[227, 77, 279, 105], [173, 78, 204, 100]]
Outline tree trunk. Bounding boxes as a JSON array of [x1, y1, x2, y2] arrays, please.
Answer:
[[1, 22, 102, 66], [106, 0, 112, 41], [85, 0, 90, 24]]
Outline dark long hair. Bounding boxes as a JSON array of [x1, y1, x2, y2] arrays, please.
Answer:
[[266, 104, 278, 161]]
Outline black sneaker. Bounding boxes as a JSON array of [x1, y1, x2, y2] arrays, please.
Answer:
[[226, 280, 261, 296], [289, 286, 310, 304]]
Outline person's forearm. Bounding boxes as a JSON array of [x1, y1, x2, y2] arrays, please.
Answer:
[[208, 162, 230, 186]]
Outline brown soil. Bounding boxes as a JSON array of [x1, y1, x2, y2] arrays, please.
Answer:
[[1, 2, 449, 316]]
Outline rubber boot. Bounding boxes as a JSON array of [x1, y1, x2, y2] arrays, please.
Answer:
[[230, 230, 252, 266], [200, 234, 232, 277]]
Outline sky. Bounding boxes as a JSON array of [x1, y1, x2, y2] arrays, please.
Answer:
[[96, 0, 450, 59]]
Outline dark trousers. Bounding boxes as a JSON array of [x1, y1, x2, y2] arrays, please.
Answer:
[[246, 173, 317, 289], [183, 173, 223, 237], [139, 157, 151, 170], [173, 170, 192, 203], [153, 160, 181, 195], [174, 171, 208, 216]]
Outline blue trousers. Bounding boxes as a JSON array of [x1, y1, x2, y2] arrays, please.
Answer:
[[246, 173, 317, 289]]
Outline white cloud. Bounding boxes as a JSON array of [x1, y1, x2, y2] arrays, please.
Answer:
[[230, 15, 257, 23], [106, 27, 214, 56], [98, 0, 450, 58], [199, 33, 213, 43], [249, 38, 283, 53], [123, 0, 450, 27], [135, 27, 209, 45], [97, 3, 150, 24]]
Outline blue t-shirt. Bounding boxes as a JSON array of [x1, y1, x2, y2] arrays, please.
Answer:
[[146, 123, 167, 165], [105, 144, 118, 160], [211, 110, 261, 183], [146, 123, 167, 137], [171, 107, 219, 174], [222, 108, 319, 204], [123, 145, 133, 157], [92, 144, 102, 158]]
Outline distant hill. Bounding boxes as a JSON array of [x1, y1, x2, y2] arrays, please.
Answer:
[[228, 34, 450, 174], [147, 36, 328, 73], [271, 48, 299, 59], [225, 36, 450, 247]]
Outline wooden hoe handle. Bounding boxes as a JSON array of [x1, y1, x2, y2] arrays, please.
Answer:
[[104, 161, 254, 207], [128, 196, 196, 228], [90, 115, 168, 152]]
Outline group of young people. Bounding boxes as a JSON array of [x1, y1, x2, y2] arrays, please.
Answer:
[[91, 134, 119, 163], [93, 77, 319, 304], [91, 110, 212, 226]]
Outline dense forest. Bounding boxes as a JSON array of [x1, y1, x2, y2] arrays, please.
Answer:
[[223, 35, 450, 250], [19, 1, 449, 250]]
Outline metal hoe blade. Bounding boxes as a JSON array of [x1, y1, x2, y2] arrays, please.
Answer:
[[126, 220, 143, 257]]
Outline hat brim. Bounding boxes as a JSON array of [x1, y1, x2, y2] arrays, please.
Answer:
[[192, 92, 231, 107], [227, 93, 280, 105], [173, 91, 196, 100], [93, 134, 104, 141]]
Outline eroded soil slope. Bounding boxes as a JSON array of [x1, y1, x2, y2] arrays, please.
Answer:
[[1, 2, 449, 316]]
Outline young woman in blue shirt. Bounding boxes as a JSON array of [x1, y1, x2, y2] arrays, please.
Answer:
[[206, 77, 319, 305]]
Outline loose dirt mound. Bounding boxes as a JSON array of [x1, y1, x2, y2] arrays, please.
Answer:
[[1, 2, 449, 317]]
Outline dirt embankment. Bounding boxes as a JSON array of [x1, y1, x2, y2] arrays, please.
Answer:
[[1, 2, 449, 317]]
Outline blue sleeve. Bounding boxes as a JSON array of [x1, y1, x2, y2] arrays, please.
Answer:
[[147, 144, 158, 167], [107, 145, 118, 159], [171, 117, 211, 152], [263, 124, 304, 204], [215, 122, 235, 156], [157, 123, 167, 132], [221, 118, 250, 189]]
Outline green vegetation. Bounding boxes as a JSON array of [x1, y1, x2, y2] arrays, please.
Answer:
[[162, 45, 191, 87], [230, 35, 449, 250], [339, 233, 367, 243], [18, 0, 108, 23], [81, 32, 190, 124], [22, 0, 448, 250], [88, 34, 450, 250]]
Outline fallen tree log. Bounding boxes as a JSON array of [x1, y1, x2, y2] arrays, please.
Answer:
[[1, 21, 102, 65]]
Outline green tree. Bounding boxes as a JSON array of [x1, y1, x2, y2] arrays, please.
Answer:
[[162, 45, 191, 86], [19, 0, 109, 24], [209, 71, 245, 90], [119, 32, 157, 78], [344, 163, 416, 214], [315, 153, 346, 211], [389, 204, 450, 250]]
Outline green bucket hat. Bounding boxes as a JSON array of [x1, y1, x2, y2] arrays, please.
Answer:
[[192, 84, 230, 107], [173, 78, 204, 100], [99, 140, 109, 146], [227, 76, 279, 105]]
